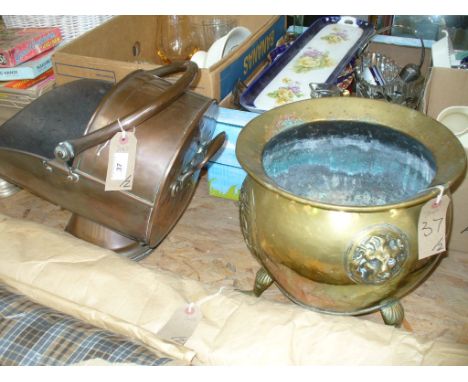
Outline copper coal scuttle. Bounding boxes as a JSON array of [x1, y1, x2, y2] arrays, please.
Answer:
[[0, 61, 225, 260], [236, 97, 466, 326]]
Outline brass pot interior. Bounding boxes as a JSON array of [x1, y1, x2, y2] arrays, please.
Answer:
[[262, 121, 436, 207], [237, 97, 467, 212]]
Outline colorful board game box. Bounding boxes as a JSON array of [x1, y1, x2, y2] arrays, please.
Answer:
[[0, 49, 55, 80], [0, 27, 62, 68]]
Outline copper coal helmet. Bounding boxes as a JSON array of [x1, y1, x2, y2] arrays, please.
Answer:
[[236, 97, 466, 326], [0, 61, 225, 260]]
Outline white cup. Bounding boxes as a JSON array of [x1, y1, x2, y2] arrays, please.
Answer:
[[191, 26, 251, 69], [205, 26, 251, 68], [190, 50, 208, 68]]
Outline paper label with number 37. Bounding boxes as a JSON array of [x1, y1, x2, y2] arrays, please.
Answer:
[[105, 131, 137, 191], [418, 194, 451, 259]]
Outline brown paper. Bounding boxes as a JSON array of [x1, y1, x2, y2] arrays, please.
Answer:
[[0, 213, 467, 365]]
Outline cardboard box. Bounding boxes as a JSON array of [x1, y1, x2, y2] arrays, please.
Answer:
[[52, 15, 286, 100], [367, 36, 432, 77], [423, 67, 468, 253], [207, 107, 255, 200]]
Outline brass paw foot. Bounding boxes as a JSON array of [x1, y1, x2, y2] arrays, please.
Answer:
[[380, 298, 404, 327], [236, 267, 274, 297], [253, 267, 274, 297], [0, 178, 20, 198]]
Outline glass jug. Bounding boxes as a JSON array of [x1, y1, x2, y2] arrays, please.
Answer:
[[156, 16, 200, 63]]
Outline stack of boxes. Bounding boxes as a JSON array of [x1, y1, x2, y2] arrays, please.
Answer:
[[0, 25, 62, 112]]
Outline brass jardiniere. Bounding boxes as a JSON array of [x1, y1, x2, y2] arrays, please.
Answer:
[[236, 97, 467, 326]]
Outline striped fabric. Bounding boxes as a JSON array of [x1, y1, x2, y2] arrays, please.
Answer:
[[0, 283, 178, 366]]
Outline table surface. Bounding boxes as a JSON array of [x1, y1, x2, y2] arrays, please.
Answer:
[[0, 87, 467, 348], [0, 173, 467, 346], [1, 14, 467, 350]]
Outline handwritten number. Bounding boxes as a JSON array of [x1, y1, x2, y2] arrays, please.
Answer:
[[120, 174, 132, 188], [432, 237, 444, 252], [433, 217, 444, 233], [421, 217, 444, 237], [420, 198, 447, 257], [421, 221, 433, 237]]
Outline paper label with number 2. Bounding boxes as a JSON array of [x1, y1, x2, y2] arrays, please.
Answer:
[[418, 194, 451, 259]]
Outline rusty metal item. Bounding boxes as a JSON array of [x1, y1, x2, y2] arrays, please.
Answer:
[[0, 61, 225, 260], [236, 97, 467, 325]]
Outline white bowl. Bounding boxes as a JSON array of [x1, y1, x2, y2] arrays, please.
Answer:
[[205, 26, 251, 68], [437, 106, 468, 148]]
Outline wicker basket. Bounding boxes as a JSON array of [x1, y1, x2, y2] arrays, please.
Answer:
[[2, 15, 114, 42]]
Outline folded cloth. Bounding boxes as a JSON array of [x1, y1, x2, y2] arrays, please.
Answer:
[[0, 283, 182, 366], [0, 213, 467, 365]]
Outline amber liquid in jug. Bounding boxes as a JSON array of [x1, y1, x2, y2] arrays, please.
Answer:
[[155, 15, 200, 63]]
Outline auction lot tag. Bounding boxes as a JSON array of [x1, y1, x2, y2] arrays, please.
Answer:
[[156, 304, 203, 345], [105, 132, 137, 191], [418, 194, 450, 259]]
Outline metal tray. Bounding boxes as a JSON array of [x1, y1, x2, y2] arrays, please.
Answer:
[[240, 16, 375, 113]]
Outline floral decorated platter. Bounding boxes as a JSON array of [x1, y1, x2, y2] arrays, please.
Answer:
[[240, 16, 374, 113]]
